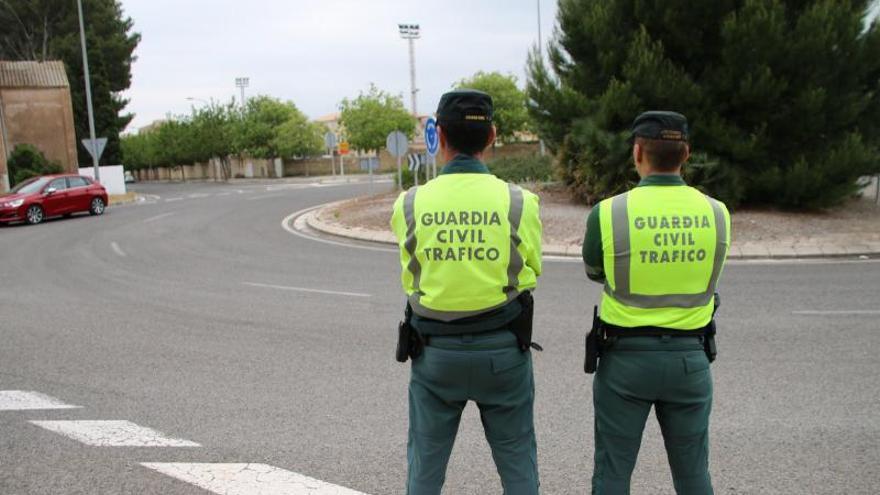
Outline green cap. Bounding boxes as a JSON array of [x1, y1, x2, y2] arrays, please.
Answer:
[[631, 111, 689, 141], [436, 89, 493, 125]]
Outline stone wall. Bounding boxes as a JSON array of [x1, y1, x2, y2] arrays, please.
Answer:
[[0, 86, 79, 175]]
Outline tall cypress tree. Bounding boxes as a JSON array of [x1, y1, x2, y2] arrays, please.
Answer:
[[528, 0, 880, 208], [0, 0, 140, 166]]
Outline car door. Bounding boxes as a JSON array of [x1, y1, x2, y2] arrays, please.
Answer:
[[66, 176, 90, 212], [42, 177, 70, 216]]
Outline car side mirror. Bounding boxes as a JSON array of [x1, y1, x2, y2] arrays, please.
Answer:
[[45, 187, 57, 196]]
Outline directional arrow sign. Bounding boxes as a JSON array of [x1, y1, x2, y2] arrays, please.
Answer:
[[81, 137, 107, 162]]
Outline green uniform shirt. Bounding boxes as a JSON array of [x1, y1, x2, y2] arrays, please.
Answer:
[[410, 154, 523, 335], [582, 174, 688, 283]]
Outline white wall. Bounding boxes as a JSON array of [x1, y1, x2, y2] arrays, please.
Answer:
[[79, 165, 127, 195]]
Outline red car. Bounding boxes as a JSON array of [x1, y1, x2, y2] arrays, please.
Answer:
[[0, 174, 108, 225]]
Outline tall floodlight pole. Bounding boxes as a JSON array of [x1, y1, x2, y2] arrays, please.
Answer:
[[235, 77, 250, 108], [77, 0, 100, 182], [398, 24, 420, 117], [536, 1, 547, 156]]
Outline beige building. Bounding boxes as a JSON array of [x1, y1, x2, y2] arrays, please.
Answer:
[[0, 61, 79, 192]]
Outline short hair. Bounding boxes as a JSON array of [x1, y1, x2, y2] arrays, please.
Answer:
[[635, 137, 688, 171], [440, 120, 492, 155]]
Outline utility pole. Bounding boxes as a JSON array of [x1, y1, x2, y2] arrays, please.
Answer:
[[77, 0, 100, 182], [536, 0, 547, 157], [398, 24, 420, 117], [0, 99, 10, 192], [235, 77, 249, 109]]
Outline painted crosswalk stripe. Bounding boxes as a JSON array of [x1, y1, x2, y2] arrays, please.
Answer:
[[141, 463, 369, 495], [0, 391, 81, 411], [29, 420, 200, 447]]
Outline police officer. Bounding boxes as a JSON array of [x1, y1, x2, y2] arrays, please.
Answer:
[[391, 89, 543, 495], [582, 111, 730, 494]]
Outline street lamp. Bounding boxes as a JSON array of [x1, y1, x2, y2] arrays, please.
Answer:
[[234, 77, 249, 108], [398, 24, 420, 117]]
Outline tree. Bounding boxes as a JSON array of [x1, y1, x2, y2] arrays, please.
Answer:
[[234, 96, 299, 160], [0, 0, 140, 166], [528, 0, 880, 209], [456, 71, 531, 143], [272, 113, 325, 159], [338, 84, 416, 155], [190, 100, 239, 180]]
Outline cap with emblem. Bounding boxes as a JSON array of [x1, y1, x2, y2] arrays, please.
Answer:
[[631, 111, 689, 142], [436, 89, 493, 125]]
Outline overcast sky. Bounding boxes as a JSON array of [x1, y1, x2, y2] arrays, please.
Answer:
[[119, 0, 558, 131]]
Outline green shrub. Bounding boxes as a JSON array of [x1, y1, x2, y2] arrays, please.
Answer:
[[487, 154, 556, 183], [8, 144, 64, 186]]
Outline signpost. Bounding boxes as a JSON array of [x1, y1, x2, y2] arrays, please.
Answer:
[[386, 130, 409, 189], [424, 117, 439, 179], [338, 141, 349, 178], [81, 137, 108, 164], [324, 132, 337, 176]]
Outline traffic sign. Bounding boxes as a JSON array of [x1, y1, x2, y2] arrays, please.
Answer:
[[424, 118, 439, 156], [339, 141, 350, 155], [81, 137, 107, 162], [407, 153, 424, 172], [323, 132, 337, 151], [386, 131, 408, 157]]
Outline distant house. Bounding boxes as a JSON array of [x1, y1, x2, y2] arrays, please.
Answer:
[[0, 61, 79, 192]]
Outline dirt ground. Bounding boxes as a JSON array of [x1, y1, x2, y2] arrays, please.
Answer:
[[323, 185, 880, 247]]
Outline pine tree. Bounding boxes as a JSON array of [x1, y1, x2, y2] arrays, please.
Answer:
[[528, 0, 880, 208]]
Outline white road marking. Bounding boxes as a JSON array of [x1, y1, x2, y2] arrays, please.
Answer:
[[243, 281, 370, 298], [0, 391, 81, 411], [246, 193, 285, 201], [141, 463, 369, 495], [29, 420, 200, 447], [217, 192, 232, 197], [188, 193, 211, 199], [111, 242, 127, 257], [165, 197, 184, 202], [143, 212, 175, 223], [792, 310, 880, 316]]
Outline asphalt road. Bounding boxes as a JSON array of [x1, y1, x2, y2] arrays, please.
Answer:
[[1, 178, 878, 495]]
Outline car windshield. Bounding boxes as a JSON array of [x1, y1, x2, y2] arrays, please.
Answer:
[[9, 177, 50, 195]]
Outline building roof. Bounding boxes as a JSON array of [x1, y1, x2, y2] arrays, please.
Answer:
[[0, 61, 69, 88]]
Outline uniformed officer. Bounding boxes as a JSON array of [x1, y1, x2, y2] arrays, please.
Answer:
[[391, 89, 543, 495], [582, 111, 731, 494]]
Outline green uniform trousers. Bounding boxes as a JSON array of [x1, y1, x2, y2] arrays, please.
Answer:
[[592, 336, 713, 495], [407, 329, 540, 495]]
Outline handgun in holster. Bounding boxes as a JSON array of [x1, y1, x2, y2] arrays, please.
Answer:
[[509, 291, 543, 353], [584, 306, 602, 374], [396, 303, 424, 363], [704, 293, 720, 363]]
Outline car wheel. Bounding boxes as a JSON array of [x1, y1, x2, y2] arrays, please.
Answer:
[[26, 205, 44, 225], [90, 197, 105, 215]]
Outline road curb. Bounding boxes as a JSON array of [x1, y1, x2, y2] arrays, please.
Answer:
[[299, 201, 880, 260]]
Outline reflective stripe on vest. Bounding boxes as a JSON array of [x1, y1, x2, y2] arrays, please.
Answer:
[[402, 183, 525, 321], [604, 191, 728, 309]]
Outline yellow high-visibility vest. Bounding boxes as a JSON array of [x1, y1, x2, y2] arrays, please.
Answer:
[[391, 174, 542, 322], [599, 185, 731, 329]]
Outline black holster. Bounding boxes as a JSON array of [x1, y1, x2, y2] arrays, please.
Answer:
[[509, 291, 542, 352], [396, 304, 424, 363], [584, 306, 602, 374]]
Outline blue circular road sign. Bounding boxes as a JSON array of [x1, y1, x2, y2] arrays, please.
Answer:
[[425, 117, 439, 156]]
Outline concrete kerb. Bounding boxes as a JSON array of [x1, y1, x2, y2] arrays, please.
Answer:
[[297, 201, 880, 260]]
